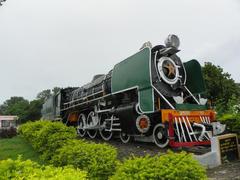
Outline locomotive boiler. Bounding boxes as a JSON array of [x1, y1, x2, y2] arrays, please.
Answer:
[[41, 34, 225, 148]]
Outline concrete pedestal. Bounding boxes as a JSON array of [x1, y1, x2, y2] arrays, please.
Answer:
[[194, 134, 239, 168]]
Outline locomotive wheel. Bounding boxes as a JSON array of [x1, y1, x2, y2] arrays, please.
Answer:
[[99, 114, 113, 141], [77, 113, 86, 137], [87, 111, 98, 139], [153, 124, 169, 148], [120, 132, 132, 144]]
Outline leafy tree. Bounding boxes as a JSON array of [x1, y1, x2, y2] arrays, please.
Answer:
[[0, 97, 44, 123], [37, 87, 61, 101], [52, 87, 61, 95], [202, 62, 240, 114], [27, 99, 44, 121], [36, 89, 51, 101], [0, 97, 30, 122], [0, 87, 62, 123]]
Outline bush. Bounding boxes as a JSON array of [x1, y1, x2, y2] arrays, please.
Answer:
[[18, 121, 118, 179], [18, 120, 52, 142], [0, 127, 17, 138], [220, 113, 240, 134], [0, 157, 87, 180], [18, 121, 76, 161], [111, 151, 207, 180], [33, 122, 76, 161], [51, 139, 118, 179]]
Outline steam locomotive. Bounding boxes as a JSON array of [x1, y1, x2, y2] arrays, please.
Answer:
[[41, 34, 225, 148]]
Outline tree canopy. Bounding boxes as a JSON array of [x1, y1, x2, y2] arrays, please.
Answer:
[[36, 87, 61, 101], [0, 87, 61, 123], [202, 62, 240, 114], [0, 97, 30, 122], [36, 89, 51, 101]]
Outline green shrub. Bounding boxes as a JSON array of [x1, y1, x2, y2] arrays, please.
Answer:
[[51, 139, 118, 179], [111, 151, 207, 180], [18, 120, 52, 143], [18, 121, 76, 161], [19, 121, 118, 179], [33, 122, 76, 161], [0, 157, 87, 180], [220, 113, 240, 134]]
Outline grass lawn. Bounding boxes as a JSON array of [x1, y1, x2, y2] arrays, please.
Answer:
[[0, 136, 44, 164]]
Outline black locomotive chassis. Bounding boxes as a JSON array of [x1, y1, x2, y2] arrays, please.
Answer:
[[61, 87, 162, 136]]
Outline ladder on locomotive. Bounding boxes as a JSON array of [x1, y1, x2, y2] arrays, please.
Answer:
[[105, 116, 121, 132]]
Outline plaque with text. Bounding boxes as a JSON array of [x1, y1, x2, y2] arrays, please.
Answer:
[[218, 134, 239, 163]]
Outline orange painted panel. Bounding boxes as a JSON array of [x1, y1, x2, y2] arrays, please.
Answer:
[[161, 109, 216, 123], [68, 112, 79, 122]]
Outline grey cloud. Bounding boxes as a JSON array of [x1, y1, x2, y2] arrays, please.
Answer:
[[191, 38, 240, 82], [0, 0, 240, 103]]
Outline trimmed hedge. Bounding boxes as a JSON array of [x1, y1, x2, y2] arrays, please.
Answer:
[[18, 121, 206, 180], [51, 139, 118, 179], [18, 121, 52, 143], [0, 157, 87, 180], [18, 121, 76, 161], [18, 121, 118, 179], [33, 122, 76, 161], [111, 151, 207, 180]]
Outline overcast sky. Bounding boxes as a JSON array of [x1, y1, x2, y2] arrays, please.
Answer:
[[0, 0, 239, 104]]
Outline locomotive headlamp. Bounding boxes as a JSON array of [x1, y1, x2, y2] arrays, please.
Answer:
[[164, 34, 180, 49], [157, 57, 180, 85]]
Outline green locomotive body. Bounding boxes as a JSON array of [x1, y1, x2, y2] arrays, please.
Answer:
[[41, 35, 225, 148]]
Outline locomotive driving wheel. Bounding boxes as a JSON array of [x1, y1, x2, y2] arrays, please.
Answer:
[[153, 124, 169, 148], [77, 113, 86, 137], [99, 114, 113, 141], [87, 111, 98, 139], [120, 132, 133, 144]]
